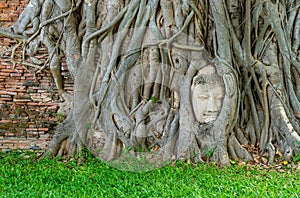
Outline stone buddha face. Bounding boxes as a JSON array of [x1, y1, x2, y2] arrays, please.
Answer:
[[191, 65, 225, 123]]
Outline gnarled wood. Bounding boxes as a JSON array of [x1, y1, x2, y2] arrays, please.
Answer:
[[1, 0, 300, 168]]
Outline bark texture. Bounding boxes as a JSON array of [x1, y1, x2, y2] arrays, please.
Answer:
[[1, 0, 300, 166]]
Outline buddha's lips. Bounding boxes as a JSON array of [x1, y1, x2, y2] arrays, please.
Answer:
[[203, 114, 218, 122]]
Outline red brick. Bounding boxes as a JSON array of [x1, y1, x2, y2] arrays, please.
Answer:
[[0, 120, 11, 123], [13, 98, 31, 102], [0, 3, 8, 8], [24, 73, 34, 77], [47, 105, 58, 110], [0, 97, 12, 101], [10, 73, 22, 77], [26, 128, 38, 131], [0, 17, 10, 21], [38, 128, 48, 131], [0, 72, 9, 76], [26, 102, 40, 106], [0, 91, 17, 95], [1, 69, 14, 72]]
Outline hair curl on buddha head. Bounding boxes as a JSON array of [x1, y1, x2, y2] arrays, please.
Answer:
[[192, 65, 224, 86]]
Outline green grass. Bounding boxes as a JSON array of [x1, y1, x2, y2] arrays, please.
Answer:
[[0, 151, 299, 198]]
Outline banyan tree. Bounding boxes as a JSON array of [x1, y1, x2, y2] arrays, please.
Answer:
[[1, 0, 300, 168]]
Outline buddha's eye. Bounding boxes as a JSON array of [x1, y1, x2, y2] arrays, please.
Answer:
[[198, 95, 209, 99]]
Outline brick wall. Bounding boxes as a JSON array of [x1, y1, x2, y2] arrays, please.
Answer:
[[0, 0, 26, 27], [0, 0, 74, 151]]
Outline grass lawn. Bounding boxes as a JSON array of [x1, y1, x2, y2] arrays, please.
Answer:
[[0, 151, 299, 198]]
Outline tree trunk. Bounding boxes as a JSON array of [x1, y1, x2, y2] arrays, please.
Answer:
[[1, 0, 300, 168]]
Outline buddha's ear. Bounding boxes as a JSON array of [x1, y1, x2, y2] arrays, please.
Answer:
[[223, 73, 235, 97]]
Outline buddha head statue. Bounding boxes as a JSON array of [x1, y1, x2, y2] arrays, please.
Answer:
[[191, 65, 225, 124]]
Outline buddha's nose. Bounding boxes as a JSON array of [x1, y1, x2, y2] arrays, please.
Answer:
[[207, 96, 218, 112]]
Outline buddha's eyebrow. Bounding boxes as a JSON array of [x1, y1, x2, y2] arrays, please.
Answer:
[[197, 88, 209, 91]]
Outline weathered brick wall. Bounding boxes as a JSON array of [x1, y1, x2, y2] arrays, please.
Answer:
[[0, 0, 74, 151], [0, 0, 25, 27]]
